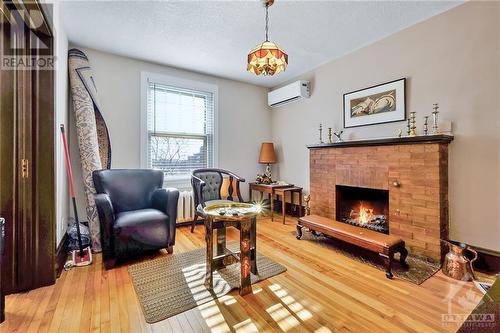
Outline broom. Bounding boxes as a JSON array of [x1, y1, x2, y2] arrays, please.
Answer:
[[60, 124, 92, 267]]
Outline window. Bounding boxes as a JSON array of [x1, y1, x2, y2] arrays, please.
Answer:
[[141, 73, 217, 187]]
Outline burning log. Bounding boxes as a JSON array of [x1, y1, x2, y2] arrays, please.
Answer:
[[342, 202, 389, 234]]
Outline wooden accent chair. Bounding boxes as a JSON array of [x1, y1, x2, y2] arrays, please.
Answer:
[[190, 168, 245, 232]]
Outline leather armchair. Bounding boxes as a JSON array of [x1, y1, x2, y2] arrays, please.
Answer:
[[93, 169, 179, 269], [191, 168, 245, 232]]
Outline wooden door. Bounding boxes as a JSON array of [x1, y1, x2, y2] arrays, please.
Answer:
[[0, 1, 55, 293]]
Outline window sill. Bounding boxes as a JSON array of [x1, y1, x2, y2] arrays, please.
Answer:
[[164, 177, 192, 191]]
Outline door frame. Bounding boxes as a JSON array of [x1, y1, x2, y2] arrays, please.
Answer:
[[0, 0, 55, 293]]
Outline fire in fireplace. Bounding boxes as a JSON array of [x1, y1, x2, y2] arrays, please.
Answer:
[[335, 185, 389, 234]]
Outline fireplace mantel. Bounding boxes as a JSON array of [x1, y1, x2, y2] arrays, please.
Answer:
[[307, 134, 453, 149]]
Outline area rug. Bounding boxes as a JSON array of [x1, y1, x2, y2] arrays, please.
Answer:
[[297, 231, 440, 285], [128, 243, 287, 323], [68, 48, 112, 251]]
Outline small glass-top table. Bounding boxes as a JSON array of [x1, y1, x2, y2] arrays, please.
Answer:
[[203, 202, 262, 296]]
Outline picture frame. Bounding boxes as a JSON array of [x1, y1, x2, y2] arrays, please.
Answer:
[[343, 78, 406, 128]]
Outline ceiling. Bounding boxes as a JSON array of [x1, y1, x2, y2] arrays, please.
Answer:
[[60, 0, 462, 88]]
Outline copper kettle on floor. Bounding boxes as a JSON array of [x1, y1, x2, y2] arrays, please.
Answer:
[[441, 240, 477, 281]]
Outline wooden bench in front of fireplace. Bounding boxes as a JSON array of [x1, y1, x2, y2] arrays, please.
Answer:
[[297, 215, 408, 279]]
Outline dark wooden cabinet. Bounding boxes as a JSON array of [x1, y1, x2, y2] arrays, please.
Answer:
[[0, 218, 4, 322], [0, 1, 56, 294]]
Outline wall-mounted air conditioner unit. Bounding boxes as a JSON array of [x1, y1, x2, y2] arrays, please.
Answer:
[[268, 80, 310, 108]]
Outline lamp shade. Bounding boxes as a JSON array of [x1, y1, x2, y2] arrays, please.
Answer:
[[259, 142, 277, 164], [247, 41, 288, 76]]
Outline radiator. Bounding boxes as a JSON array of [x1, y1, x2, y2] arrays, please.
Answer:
[[177, 190, 195, 223]]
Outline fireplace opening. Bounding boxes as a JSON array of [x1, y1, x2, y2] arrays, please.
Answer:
[[335, 185, 389, 234]]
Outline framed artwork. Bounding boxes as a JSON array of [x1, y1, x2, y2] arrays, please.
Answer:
[[343, 78, 406, 128]]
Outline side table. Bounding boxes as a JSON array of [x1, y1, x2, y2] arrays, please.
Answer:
[[248, 182, 293, 219], [273, 187, 303, 224], [203, 203, 260, 296]]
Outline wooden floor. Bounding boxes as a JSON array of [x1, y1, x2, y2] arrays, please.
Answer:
[[2, 216, 482, 333]]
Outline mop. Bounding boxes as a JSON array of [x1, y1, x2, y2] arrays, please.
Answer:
[[60, 124, 93, 267]]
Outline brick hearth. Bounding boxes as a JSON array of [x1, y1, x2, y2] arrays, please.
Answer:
[[308, 135, 453, 261]]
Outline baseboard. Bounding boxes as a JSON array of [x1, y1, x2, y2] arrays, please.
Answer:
[[473, 246, 500, 257], [176, 220, 197, 228], [472, 246, 500, 274], [55, 233, 69, 277]]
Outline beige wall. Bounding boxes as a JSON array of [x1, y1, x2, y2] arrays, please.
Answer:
[[69, 47, 272, 218], [270, 2, 500, 252]]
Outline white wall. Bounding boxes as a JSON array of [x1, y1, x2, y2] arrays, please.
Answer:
[[270, 2, 500, 252], [53, 1, 69, 245], [69, 47, 272, 218]]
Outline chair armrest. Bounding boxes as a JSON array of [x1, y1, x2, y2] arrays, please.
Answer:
[[94, 193, 115, 259], [152, 188, 180, 246], [221, 169, 245, 183], [191, 175, 206, 207]]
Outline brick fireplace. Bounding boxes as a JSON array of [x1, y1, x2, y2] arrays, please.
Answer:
[[308, 135, 453, 261]]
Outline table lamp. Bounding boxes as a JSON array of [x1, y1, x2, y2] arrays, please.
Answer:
[[259, 142, 277, 181]]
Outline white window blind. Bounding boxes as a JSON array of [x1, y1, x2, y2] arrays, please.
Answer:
[[146, 81, 214, 181]]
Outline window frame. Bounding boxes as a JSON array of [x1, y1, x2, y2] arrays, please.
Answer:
[[140, 71, 219, 189]]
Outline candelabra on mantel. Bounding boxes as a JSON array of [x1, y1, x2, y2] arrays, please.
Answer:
[[318, 124, 324, 143], [432, 103, 440, 134], [409, 112, 417, 136], [328, 127, 333, 144], [423, 116, 429, 135], [318, 124, 344, 144], [333, 130, 344, 142]]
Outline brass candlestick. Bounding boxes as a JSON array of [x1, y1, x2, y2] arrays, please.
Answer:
[[432, 103, 439, 134], [409, 112, 417, 136], [328, 127, 333, 144], [407, 118, 411, 136], [319, 124, 324, 143], [304, 194, 311, 216], [423, 116, 429, 135]]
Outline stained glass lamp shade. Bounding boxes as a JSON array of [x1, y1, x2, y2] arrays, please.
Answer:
[[247, 41, 288, 76], [247, 0, 288, 76]]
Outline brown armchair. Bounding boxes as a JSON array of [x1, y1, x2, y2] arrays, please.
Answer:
[[190, 168, 245, 232]]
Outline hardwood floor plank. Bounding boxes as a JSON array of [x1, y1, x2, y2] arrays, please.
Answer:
[[79, 261, 96, 333], [26, 283, 55, 332], [180, 308, 209, 333], [114, 266, 131, 333], [90, 254, 103, 333], [99, 261, 111, 332], [164, 315, 184, 333], [16, 286, 48, 332], [47, 265, 77, 332], [176, 311, 195, 332], [118, 265, 145, 333], [36, 269, 68, 332], [63, 264, 89, 333], [108, 266, 122, 333]]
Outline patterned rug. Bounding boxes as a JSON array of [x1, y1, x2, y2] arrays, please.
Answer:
[[128, 243, 286, 323], [297, 231, 440, 285]]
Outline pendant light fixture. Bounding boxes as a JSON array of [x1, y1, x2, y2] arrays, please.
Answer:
[[247, 0, 288, 76]]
